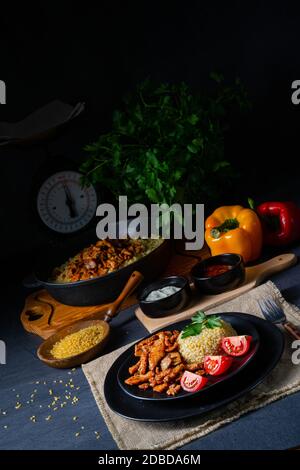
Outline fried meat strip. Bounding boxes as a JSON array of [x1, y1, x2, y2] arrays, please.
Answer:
[[150, 368, 172, 386], [125, 329, 187, 395], [128, 360, 140, 375], [163, 364, 185, 383], [169, 352, 182, 366], [165, 343, 178, 352], [160, 355, 172, 371], [153, 383, 168, 393], [165, 330, 179, 347], [138, 352, 148, 374], [53, 238, 146, 282], [148, 334, 166, 371], [134, 335, 157, 357], [167, 384, 181, 396], [138, 383, 150, 390], [160, 351, 182, 371], [124, 371, 153, 385]]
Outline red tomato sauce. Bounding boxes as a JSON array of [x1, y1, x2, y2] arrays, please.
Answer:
[[203, 264, 232, 277]]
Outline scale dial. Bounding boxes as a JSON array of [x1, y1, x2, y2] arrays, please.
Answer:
[[37, 171, 97, 233]]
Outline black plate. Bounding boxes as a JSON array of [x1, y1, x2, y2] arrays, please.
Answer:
[[104, 313, 284, 421], [117, 314, 259, 401]]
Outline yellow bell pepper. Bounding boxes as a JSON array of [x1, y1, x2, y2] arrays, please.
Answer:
[[205, 205, 262, 263]]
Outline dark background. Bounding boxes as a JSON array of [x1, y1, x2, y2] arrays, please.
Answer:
[[1, 1, 300, 279]]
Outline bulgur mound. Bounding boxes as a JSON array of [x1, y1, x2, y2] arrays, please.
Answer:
[[178, 320, 237, 364], [51, 325, 105, 359]]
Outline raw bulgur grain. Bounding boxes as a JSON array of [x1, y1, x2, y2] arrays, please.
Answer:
[[50, 325, 105, 359]]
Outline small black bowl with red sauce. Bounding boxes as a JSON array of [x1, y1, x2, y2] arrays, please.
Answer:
[[191, 253, 245, 295]]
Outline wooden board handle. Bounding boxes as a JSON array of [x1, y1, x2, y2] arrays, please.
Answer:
[[248, 253, 297, 286]]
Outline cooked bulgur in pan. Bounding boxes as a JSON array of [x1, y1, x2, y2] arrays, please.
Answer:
[[51, 238, 163, 283]]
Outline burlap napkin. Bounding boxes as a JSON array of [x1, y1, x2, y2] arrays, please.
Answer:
[[82, 281, 300, 450]]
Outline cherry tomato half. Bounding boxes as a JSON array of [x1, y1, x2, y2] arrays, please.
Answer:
[[180, 371, 208, 392], [204, 355, 233, 376], [221, 335, 252, 357]]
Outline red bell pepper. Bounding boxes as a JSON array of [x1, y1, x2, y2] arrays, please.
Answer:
[[256, 201, 300, 246]]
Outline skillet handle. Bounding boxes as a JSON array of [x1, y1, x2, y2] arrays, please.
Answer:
[[104, 271, 144, 322], [23, 273, 42, 289]]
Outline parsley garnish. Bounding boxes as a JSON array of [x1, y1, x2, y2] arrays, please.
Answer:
[[81, 79, 249, 206], [181, 311, 222, 338]]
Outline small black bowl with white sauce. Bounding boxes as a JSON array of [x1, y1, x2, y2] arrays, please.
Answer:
[[138, 276, 191, 318]]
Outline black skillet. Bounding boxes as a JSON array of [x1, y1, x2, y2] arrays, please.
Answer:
[[24, 225, 171, 306]]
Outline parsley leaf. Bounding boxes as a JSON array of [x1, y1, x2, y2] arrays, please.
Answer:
[[181, 311, 222, 338], [206, 316, 222, 329], [181, 323, 202, 339], [191, 311, 206, 323]]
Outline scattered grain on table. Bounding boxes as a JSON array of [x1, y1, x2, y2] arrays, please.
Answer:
[[3, 369, 100, 441]]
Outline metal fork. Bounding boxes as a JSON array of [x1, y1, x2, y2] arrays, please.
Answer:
[[258, 298, 300, 340]]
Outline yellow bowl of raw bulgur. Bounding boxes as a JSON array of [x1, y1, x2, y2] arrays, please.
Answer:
[[37, 319, 110, 369]]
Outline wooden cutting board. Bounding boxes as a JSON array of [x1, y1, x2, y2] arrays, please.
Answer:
[[21, 290, 134, 339], [20, 242, 206, 339], [135, 253, 297, 333]]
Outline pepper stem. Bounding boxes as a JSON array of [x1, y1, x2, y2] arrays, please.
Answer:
[[210, 218, 239, 239], [248, 197, 255, 210]]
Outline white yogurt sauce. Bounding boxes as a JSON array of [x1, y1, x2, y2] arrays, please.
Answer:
[[145, 285, 181, 302]]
